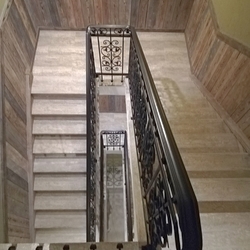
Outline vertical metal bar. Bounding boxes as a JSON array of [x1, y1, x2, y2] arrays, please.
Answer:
[[97, 33, 103, 82], [86, 28, 91, 242], [121, 30, 125, 83], [110, 28, 113, 83], [100, 134, 104, 241]]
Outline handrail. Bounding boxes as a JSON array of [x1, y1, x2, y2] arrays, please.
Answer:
[[100, 131, 133, 241], [86, 27, 98, 242], [129, 26, 202, 249], [86, 25, 202, 249]]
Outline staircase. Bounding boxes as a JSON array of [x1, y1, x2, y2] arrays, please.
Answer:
[[138, 32, 250, 249], [31, 31, 87, 243]]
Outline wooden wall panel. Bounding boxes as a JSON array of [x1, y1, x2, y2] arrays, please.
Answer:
[[24, 0, 193, 31], [131, 0, 194, 31], [186, 0, 250, 141], [1, 0, 36, 243]]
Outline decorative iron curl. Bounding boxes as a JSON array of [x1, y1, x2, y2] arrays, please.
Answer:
[[128, 39, 183, 250], [101, 40, 122, 72]]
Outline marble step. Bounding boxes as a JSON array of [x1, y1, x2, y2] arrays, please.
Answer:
[[34, 53, 85, 67], [35, 211, 86, 229], [34, 174, 86, 191], [33, 136, 86, 154], [34, 192, 86, 210], [175, 133, 241, 153], [33, 117, 86, 135], [34, 156, 86, 173], [35, 228, 86, 243], [191, 178, 250, 201], [166, 106, 219, 120], [32, 66, 85, 77], [169, 118, 229, 134], [32, 75, 86, 95], [32, 97, 86, 116], [181, 153, 250, 171], [200, 213, 250, 250], [35, 45, 84, 56]]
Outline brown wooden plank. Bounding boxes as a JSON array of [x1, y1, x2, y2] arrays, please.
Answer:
[[46, 0, 61, 27], [55, 0, 69, 28], [154, 0, 170, 29], [63, 0, 77, 29], [6, 143, 28, 173], [232, 93, 250, 123], [238, 109, 250, 131], [130, 0, 140, 27], [4, 86, 26, 124], [72, 0, 84, 28], [3, 13, 31, 66], [93, 0, 103, 25], [4, 99, 26, 142], [14, 0, 36, 46], [5, 117, 27, 159], [24, 0, 43, 29], [118, 0, 130, 25], [175, 0, 195, 30], [136, 0, 149, 29], [220, 59, 250, 116], [146, 0, 161, 29], [244, 125, 250, 139]]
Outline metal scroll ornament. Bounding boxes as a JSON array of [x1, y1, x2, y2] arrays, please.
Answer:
[[128, 39, 181, 250], [101, 40, 122, 72]]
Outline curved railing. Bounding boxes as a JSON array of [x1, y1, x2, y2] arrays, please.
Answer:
[[128, 27, 202, 250], [86, 28, 98, 242], [86, 25, 202, 249]]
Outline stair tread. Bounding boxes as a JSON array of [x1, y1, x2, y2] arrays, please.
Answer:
[[166, 106, 219, 120], [191, 178, 250, 201], [32, 66, 85, 76], [34, 174, 86, 191], [34, 156, 86, 173], [33, 118, 86, 135], [175, 133, 240, 153], [200, 213, 250, 250], [35, 211, 86, 229], [34, 192, 86, 210], [169, 118, 229, 134], [35, 228, 86, 243], [32, 75, 86, 95], [33, 136, 86, 154], [32, 98, 86, 115], [181, 153, 250, 171]]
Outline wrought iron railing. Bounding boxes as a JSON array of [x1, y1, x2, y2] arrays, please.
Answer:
[[86, 25, 202, 249], [86, 28, 98, 242], [100, 131, 133, 241]]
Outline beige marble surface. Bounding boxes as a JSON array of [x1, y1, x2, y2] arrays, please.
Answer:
[[138, 32, 250, 249]]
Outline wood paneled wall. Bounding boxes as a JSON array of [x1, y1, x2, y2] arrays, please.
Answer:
[[186, 0, 250, 142], [24, 0, 194, 31], [0, 0, 36, 242]]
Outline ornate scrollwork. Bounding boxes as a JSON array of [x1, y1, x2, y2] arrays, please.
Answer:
[[101, 40, 122, 72], [147, 173, 175, 249], [88, 39, 97, 242], [128, 39, 182, 250]]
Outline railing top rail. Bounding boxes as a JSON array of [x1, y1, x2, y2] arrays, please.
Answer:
[[86, 25, 202, 249], [129, 26, 202, 249]]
